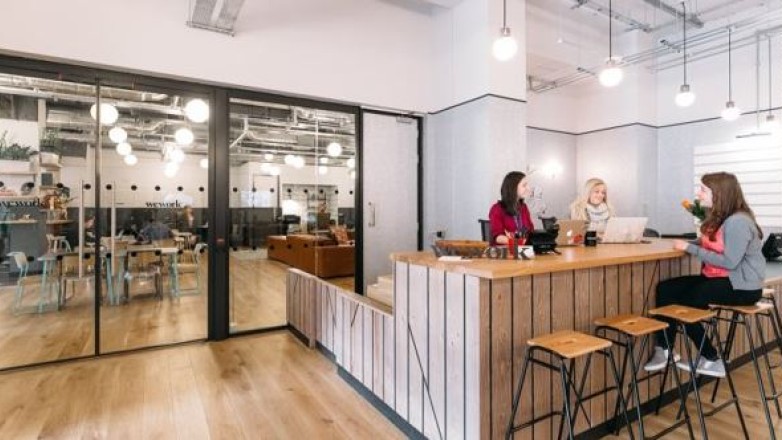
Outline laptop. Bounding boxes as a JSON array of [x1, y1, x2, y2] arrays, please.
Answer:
[[555, 219, 588, 246], [601, 217, 648, 244]]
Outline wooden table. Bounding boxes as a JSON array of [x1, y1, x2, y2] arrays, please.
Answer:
[[287, 240, 782, 439]]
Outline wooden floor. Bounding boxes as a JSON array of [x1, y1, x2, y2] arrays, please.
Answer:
[[0, 331, 404, 440], [601, 352, 782, 439]]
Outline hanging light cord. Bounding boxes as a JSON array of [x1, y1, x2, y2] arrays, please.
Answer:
[[682, 1, 688, 84], [769, 37, 774, 114], [608, 0, 613, 59], [503, 0, 507, 29], [728, 28, 733, 101]]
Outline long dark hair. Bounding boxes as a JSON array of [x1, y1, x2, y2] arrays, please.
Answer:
[[499, 171, 526, 216], [700, 172, 762, 240]]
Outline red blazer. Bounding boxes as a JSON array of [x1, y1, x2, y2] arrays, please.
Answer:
[[488, 201, 534, 245]]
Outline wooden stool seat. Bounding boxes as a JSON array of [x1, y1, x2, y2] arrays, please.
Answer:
[[594, 313, 669, 337], [763, 288, 775, 299], [527, 330, 611, 359], [709, 302, 774, 315], [648, 305, 716, 324]]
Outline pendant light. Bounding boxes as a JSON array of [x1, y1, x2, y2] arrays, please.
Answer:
[[675, 2, 696, 107], [492, 0, 518, 62], [721, 28, 741, 121], [762, 37, 780, 132], [598, 0, 623, 87]]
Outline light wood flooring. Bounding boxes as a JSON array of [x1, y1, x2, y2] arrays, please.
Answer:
[[0, 331, 404, 440]]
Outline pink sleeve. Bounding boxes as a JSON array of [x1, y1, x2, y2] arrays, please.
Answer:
[[488, 203, 505, 242]]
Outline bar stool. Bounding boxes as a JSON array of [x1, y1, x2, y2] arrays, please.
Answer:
[[649, 304, 749, 440], [506, 330, 634, 440], [707, 301, 782, 440], [593, 314, 695, 439]]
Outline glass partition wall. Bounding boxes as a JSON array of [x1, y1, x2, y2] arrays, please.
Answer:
[[0, 69, 210, 369], [228, 98, 356, 333]]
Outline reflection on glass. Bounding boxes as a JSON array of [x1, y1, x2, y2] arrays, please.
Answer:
[[0, 73, 96, 368], [96, 86, 210, 352], [228, 100, 356, 332]]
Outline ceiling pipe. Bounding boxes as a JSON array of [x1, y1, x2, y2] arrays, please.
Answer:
[[641, 0, 704, 28]]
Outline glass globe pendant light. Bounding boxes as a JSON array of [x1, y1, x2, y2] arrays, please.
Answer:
[[675, 2, 695, 107], [492, 0, 518, 61], [721, 28, 741, 121], [598, 0, 624, 88]]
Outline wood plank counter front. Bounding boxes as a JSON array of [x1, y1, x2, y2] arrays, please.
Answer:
[[286, 241, 782, 440]]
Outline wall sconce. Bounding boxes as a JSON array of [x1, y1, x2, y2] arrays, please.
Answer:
[[531, 161, 563, 179]]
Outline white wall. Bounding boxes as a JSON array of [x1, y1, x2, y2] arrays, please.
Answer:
[[0, 120, 39, 149], [0, 0, 438, 112], [526, 128, 577, 220]]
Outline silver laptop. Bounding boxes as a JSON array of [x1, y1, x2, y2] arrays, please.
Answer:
[[601, 217, 648, 244], [555, 219, 588, 246]]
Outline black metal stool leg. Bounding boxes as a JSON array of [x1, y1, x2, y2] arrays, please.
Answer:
[[626, 336, 647, 439], [743, 314, 776, 440], [755, 312, 782, 419], [557, 355, 593, 440], [710, 313, 738, 404], [604, 348, 635, 440], [506, 347, 533, 440], [558, 360, 576, 440], [710, 317, 749, 439], [664, 330, 696, 439], [679, 323, 709, 440]]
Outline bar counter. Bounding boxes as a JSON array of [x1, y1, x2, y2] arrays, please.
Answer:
[[287, 241, 782, 440]]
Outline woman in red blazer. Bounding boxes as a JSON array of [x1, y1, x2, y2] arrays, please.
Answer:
[[488, 171, 534, 245]]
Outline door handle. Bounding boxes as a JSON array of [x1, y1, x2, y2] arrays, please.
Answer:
[[368, 202, 376, 228]]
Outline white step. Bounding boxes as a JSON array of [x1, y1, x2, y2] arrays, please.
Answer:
[[367, 283, 393, 308]]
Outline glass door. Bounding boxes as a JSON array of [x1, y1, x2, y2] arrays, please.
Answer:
[[0, 73, 97, 368], [96, 84, 209, 352], [227, 98, 356, 332]]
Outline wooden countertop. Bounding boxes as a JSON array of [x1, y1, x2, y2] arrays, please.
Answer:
[[391, 240, 685, 279]]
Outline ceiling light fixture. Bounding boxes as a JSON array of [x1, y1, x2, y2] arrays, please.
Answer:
[[327, 141, 342, 157], [109, 126, 127, 143], [762, 37, 780, 132], [346, 157, 356, 169], [184, 98, 209, 123], [675, 2, 695, 107], [721, 28, 741, 121], [293, 156, 305, 169], [123, 154, 138, 166], [90, 103, 119, 125], [598, 0, 623, 88], [264, 153, 274, 161], [199, 158, 209, 169], [116, 142, 132, 156], [175, 127, 194, 146], [492, 0, 518, 61], [284, 154, 295, 166], [319, 157, 329, 164]]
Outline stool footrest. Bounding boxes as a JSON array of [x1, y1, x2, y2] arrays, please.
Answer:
[[645, 418, 691, 440], [508, 410, 564, 435], [701, 397, 738, 418]]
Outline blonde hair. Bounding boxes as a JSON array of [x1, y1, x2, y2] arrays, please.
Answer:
[[570, 178, 615, 220]]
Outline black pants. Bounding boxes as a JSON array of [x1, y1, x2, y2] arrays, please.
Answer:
[[654, 275, 761, 360]]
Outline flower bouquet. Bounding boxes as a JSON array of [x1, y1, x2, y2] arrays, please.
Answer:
[[681, 199, 707, 221]]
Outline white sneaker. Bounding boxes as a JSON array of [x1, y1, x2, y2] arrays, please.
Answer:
[[643, 347, 681, 372], [676, 358, 726, 378]]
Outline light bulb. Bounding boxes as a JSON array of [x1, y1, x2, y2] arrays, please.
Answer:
[[170, 148, 186, 164], [89, 103, 119, 125], [318, 166, 328, 175], [675, 84, 696, 107], [492, 28, 518, 61], [115, 142, 132, 156], [319, 157, 329, 164], [762, 114, 780, 132], [721, 101, 741, 121], [184, 99, 209, 123], [109, 126, 127, 143], [175, 127, 194, 146], [346, 157, 356, 169], [598, 58, 624, 87], [264, 153, 274, 161], [164, 162, 179, 178], [199, 158, 208, 169], [284, 154, 295, 165], [270, 166, 281, 176], [326, 141, 342, 157], [123, 154, 138, 166]]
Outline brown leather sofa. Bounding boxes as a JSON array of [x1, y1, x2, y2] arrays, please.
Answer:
[[267, 234, 354, 278]]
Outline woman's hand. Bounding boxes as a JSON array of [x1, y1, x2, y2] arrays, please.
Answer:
[[672, 239, 689, 251]]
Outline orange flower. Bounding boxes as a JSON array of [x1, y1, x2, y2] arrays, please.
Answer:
[[681, 199, 692, 210]]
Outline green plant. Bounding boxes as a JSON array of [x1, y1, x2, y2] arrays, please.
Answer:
[[0, 130, 35, 161], [39, 129, 62, 155], [681, 198, 707, 221]]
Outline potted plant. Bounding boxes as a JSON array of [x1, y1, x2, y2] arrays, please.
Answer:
[[0, 130, 36, 173], [38, 129, 62, 165]]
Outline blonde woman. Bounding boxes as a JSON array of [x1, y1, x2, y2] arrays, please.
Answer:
[[570, 178, 615, 232]]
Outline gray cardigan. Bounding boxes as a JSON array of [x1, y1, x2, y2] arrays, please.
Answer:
[[685, 213, 766, 291]]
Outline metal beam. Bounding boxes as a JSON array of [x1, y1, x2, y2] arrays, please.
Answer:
[[642, 0, 704, 28], [571, 0, 654, 33]]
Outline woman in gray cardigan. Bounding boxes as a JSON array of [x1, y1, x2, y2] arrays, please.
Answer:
[[644, 172, 766, 377]]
